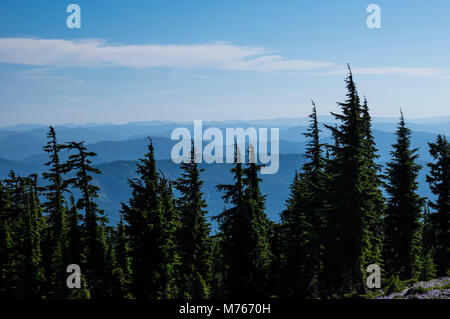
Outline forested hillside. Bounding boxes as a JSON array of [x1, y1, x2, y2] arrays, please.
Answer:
[[0, 69, 448, 299]]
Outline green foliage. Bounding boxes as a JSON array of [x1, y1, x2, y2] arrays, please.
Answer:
[[215, 141, 273, 298], [175, 142, 212, 299], [41, 126, 68, 298], [322, 66, 384, 296], [419, 250, 437, 281], [385, 275, 406, 294], [122, 138, 180, 298], [280, 102, 327, 298], [383, 112, 424, 281], [0, 173, 45, 298], [62, 141, 108, 299], [426, 134, 450, 276]]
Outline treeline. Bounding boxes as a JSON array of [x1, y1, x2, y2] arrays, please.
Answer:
[[0, 68, 449, 299]]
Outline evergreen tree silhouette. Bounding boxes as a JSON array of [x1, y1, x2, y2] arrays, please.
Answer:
[[426, 134, 450, 275], [384, 112, 423, 280]]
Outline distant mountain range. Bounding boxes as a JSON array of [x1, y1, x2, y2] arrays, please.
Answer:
[[0, 117, 445, 228]]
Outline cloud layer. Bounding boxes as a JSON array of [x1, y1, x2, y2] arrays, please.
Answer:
[[322, 66, 448, 78], [0, 37, 333, 71], [1, 37, 447, 78]]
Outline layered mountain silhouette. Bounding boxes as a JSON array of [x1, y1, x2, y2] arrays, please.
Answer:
[[0, 118, 442, 227]]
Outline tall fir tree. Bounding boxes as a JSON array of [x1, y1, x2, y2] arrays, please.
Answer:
[[175, 142, 212, 299], [216, 143, 273, 298], [360, 98, 385, 276], [41, 126, 68, 298], [321, 126, 345, 296], [158, 176, 181, 298], [384, 112, 423, 280], [426, 134, 450, 275], [62, 141, 108, 299], [240, 145, 273, 297], [324, 66, 374, 295], [280, 102, 327, 298], [122, 138, 179, 298], [214, 143, 245, 298]]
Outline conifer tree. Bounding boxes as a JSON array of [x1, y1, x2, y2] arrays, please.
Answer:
[[384, 112, 423, 280], [420, 205, 437, 281], [360, 98, 385, 275], [240, 145, 273, 297], [66, 195, 84, 269], [103, 226, 117, 298], [268, 221, 282, 298], [122, 139, 179, 298], [426, 134, 450, 276], [214, 143, 245, 297], [280, 172, 310, 298], [62, 141, 107, 299], [0, 180, 13, 297], [4, 174, 45, 298], [281, 102, 327, 298], [158, 176, 181, 298], [2, 172, 24, 297], [209, 233, 226, 299], [175, 143, 212, 299], [321, 127, 344, 296], [111, 216, 132, 299], [324, 66, 372, 295], [65, 195, 88, 298], [25, 175, 46, 298], [42, 126, 68, 297], [216, 144, 272, 298]]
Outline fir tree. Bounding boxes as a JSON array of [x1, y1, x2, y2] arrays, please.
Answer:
[[216, 143, 272, 298], [360, 98, 385, 278], [214, 143, 245, 298], [324, 66, 374, 295], [240, 145, 273, 297], [209, 233, 226, 299], [158, 176, 181, 298], [62, 141, 108, 299], [111, 216, 132, 299], [281, 102, 327, 298], [42, 126, 68, 297], [0, 180, 13, 297], [384, 112, 423, 280], [426, 134, 450, 275], [122, 138, 179, 298], [420, 205, 437, 281], [66, 195, 84, 270], [4, 174, 45, 298], [175, 142, 212, 299], [65, 195, 88, 298]]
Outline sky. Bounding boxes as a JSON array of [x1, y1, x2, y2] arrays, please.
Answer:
[[1, 0, 450, 126]]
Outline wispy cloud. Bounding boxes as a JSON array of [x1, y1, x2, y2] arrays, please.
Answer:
[[321, 66, 449, 77], [0, 37, 333, 72]]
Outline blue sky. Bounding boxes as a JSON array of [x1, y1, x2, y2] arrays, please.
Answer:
[[1, 0, 450, 125]]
